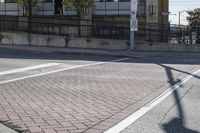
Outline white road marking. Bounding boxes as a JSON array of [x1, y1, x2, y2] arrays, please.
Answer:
[[104, 68, 200, 133], [0, 63, 60, 76], [0, 58, 130, 85]]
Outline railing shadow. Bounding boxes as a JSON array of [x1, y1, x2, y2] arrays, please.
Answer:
[[159, 64, 199, 133]]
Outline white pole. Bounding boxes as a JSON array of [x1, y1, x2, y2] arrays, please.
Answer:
[[130, 0, 138, 50], [130, 16, 135, 50]]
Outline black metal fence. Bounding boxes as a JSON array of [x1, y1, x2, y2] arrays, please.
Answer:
[[169, 25, 200, 45], [0, 15, 200, 45], [0, 15, 130, 40], [136, 22, 200, 45]]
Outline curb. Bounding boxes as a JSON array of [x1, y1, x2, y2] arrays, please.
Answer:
[[1, 44, 200, 61], [0, 44, 137, 58]]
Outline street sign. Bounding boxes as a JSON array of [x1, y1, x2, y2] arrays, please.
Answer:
[[130, 0, 138, 32], [130, 20, 138, 32], [131, 0, 138, 12], [161, 11, 170, 16]]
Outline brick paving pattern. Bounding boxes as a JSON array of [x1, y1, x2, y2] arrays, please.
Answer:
[[0, 58, 199, 133]]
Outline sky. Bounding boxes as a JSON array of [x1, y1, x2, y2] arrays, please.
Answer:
[[169, 0, 200, 25]]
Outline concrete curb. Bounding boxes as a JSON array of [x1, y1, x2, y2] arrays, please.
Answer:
[[0, 44, 132, 58], [1, 44, 200, 60], [0, 123, 18, 133]]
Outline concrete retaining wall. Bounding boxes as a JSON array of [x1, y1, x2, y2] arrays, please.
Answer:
[[0, 32, 129, 50], [1, 32, 200, 52], [135, 41, 200, 52]]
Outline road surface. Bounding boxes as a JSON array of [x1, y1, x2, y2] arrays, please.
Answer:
[[0, 48, 199, 133]]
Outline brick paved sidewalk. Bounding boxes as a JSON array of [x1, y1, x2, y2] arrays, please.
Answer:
[[0, 58, 199, 133]]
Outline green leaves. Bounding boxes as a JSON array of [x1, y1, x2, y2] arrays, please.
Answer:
[[187, 8, 200, 27], [63, 0, 93, 17], [16, 0, 37, 7]]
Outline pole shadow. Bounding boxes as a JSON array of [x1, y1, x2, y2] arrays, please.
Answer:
[[162, 117, 199, 133], [159, 64, 199, 133]]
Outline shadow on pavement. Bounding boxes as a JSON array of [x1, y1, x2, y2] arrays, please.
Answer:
[[0, 48, 200, 133], [160, 64, 199, 133], [0, 48, 200, 65], [162, 118, 199, 133]]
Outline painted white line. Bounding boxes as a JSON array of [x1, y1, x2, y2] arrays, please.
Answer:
[[0, 123, 18, 133], [0, 63, 60, 76], [0, 58, 130, 85], [104, 68, 200, 133]]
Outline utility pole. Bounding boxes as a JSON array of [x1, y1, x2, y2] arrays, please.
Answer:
[[178, 11, 181, 27], [130, 0, 138, 50]]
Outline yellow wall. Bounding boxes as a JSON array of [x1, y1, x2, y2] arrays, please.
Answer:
[[158, 0, 169, 24]]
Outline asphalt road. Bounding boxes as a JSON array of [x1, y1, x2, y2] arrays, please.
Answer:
[[0, 48, 200, 133], [121, 73, 200, 133]]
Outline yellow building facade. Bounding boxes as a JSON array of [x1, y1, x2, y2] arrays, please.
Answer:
[[144, 0, 169, 24]]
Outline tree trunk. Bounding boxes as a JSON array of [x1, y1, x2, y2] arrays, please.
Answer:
[[79, 7, 92, 38]]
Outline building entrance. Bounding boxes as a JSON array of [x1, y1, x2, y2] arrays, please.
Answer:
[[54, 0, 63, 15]]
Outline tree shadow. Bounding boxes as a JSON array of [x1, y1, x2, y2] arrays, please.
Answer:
[[159, 64, 200, 133]]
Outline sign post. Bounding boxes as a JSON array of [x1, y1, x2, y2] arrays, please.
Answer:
[[130, 0, 138, 50]]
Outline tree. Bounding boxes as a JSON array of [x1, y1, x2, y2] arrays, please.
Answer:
[[63, 0, 93, 18], [187, 8, 200, 27], [63, 0, 93, 36], [17, 0, 37, 15], [17, 0, 37, 6]]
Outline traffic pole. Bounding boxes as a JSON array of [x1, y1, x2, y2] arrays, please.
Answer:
[[130, 20, 135, 50], [130, 0, 138, 50]]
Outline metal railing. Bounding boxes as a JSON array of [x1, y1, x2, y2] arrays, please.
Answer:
[[1, 15, 200, 45], [168, 26, 200, 45], [0, 1, 146, 16], [0, 16, 130, 40], [0, 1, 54, 16]]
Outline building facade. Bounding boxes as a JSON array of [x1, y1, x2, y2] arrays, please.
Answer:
[[0, 0, 169, 24]]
